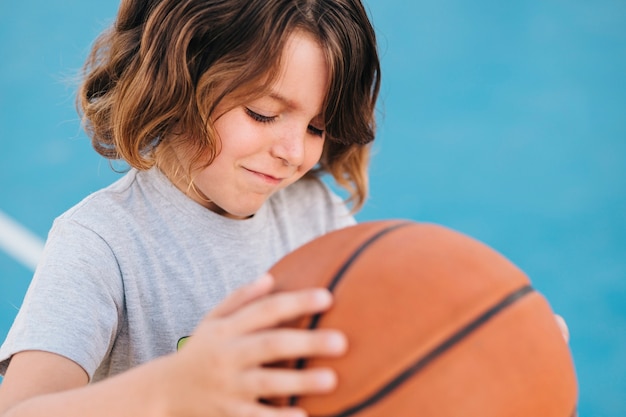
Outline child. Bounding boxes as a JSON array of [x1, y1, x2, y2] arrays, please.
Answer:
[[0, 0, 380, 416]]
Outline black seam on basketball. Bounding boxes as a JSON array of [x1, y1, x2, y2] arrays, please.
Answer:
[[304, 221, 413, 334], [313, 285, 536, 417], [288, 221, 413, 406], [327, 221, 415, 294]]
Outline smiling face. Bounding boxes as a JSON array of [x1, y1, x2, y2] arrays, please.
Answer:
[[170, 30, 329, 219]]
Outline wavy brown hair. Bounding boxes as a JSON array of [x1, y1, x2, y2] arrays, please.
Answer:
[[78, 0, 380, 211]]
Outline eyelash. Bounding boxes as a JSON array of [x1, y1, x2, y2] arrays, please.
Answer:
[[308, 125, 324, 137], [245, 107, 275, 124], [245, 107, 324, 137]]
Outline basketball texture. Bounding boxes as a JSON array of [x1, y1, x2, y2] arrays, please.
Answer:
[[268, 220, 578, 417]]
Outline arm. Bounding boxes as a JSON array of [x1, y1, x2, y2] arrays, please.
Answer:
[[0, 350, 197, 417], [0, 274, 347, 417], [0, 351, 88, 415]]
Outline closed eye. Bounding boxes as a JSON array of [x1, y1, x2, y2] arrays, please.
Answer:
[[246, 106, 324, 137], [308, 125, 324, 137], [245, 107, 276, 124]]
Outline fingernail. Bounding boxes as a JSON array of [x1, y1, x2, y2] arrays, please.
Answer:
[[313, 288, 332, 305], [255, 273, 273, 286], [327, 332, 348, 353], [318, 369, 338, 388]]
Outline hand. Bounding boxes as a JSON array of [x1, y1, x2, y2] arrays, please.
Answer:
[[162, 273, 347, 417]]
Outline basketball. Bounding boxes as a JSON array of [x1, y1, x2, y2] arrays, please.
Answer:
[[268, 220, 578, 417]]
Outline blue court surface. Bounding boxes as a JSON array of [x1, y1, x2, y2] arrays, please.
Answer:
[[1, 0, 625, 415]]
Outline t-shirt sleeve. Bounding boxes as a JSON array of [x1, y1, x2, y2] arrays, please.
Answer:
[[299, 178, 357, 233], [324, 184, 358, 231], [311, 179, 357, 232], [0, 218, 124, 379]]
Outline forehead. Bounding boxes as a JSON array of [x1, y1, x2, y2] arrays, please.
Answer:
[[217, 30, 331, 116], [267, 31, 329, 110]]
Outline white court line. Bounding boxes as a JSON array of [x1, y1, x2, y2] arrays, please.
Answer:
[[0, 211, 45, 272]]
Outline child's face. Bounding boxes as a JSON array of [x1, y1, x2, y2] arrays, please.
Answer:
[[181, 30, 328, 219]]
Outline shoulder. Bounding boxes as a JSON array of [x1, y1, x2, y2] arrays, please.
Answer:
[[58, 169, 139, 226], [54, 168, 180, 239]]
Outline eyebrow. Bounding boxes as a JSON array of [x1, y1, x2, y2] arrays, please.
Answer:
[[268, 92, 300, 110]]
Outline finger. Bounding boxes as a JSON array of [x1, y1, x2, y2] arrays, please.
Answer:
[[226, 288, 333, 334], [243, 367, 338, 398], [233, 328, 347, 367], [210, 273, 275, 318], [555, 314, 570, 343]]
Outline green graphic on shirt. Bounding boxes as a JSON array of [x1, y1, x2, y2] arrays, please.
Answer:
[[177, 336, 190, 351]]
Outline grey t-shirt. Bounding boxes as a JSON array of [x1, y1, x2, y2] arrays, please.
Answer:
[[0, 168, 355, 381]]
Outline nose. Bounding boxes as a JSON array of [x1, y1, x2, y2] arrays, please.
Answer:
[[270, 124, 306, 167]]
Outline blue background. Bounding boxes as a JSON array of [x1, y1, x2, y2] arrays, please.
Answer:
[[1, 1, 624, 415]]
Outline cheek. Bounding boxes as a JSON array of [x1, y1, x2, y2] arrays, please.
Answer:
[[212, 117, 260, 157]]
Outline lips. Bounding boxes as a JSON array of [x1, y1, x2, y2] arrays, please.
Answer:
[[244, 167, 285, 185]]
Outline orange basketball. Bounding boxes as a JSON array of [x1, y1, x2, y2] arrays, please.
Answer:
[[268, 220, 578, 417]]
